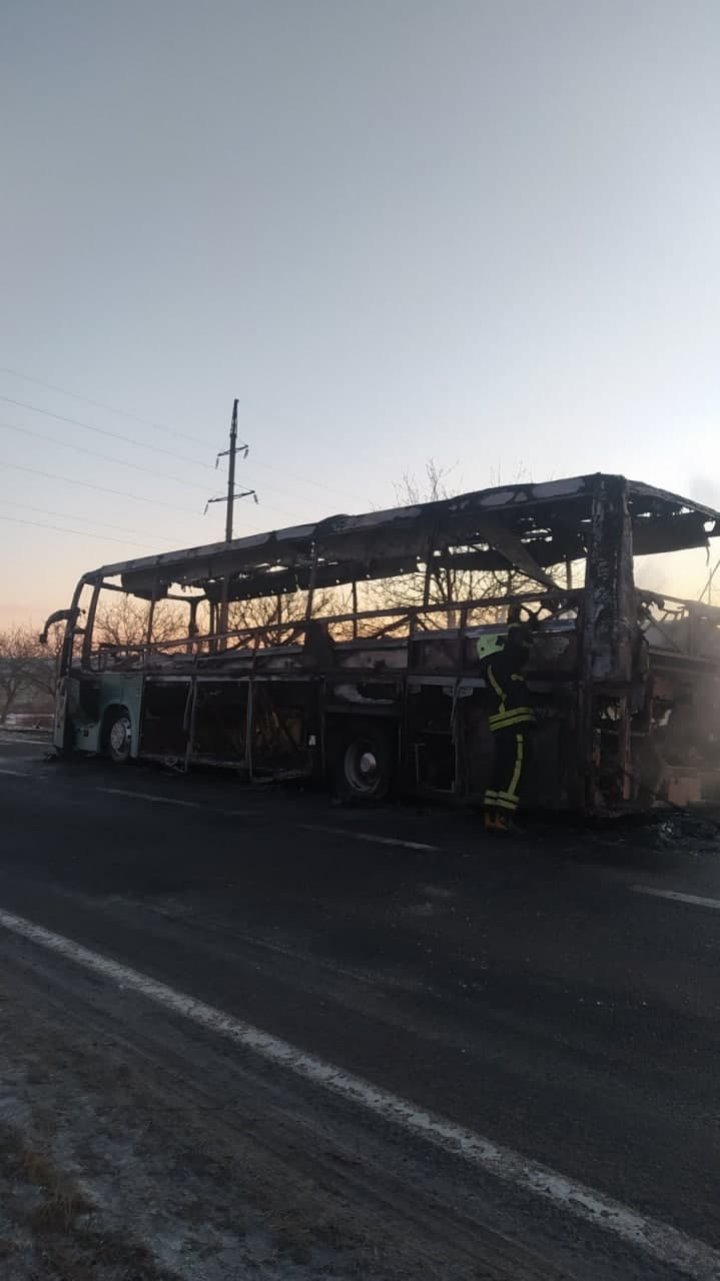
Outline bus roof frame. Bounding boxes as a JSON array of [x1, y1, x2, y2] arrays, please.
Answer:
[[84, 472, 720, 603]]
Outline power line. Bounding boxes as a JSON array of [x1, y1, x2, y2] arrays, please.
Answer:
[[0, 367, 368, 505], [0, 495, 181, 542], [0, 459, 304, 528], [0, 364, 213, 447], [0, 512, 159, 549], [0, 421, 210, 493], [0, 393, 214, 472], [227, 467, 344, 508], [249, 457, 365, 505], [0, 460, 198, 514], [0, 421, 308, 522]]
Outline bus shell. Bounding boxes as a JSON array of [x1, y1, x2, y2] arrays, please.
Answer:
[[43, 473, 720, 814]]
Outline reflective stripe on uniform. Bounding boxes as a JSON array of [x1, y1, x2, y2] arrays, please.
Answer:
[[488, 708, 535, 731], [486, 734, 525, 813], [488, 705, 534, 724], [506, 733, 524, 800], [486, 665, 505, 702], [494, 794, 519, 811]]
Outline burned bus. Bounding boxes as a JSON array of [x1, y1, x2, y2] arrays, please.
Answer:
[[43, 472, 720, 814]]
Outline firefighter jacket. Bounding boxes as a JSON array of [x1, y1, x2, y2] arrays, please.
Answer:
[[483, 646, 536, 734]]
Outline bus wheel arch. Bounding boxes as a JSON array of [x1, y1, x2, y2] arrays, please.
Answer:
[[331, 719, 395, 802], [102, 704, 133, 764]]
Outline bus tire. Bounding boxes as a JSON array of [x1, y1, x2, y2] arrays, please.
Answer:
[[103, 706, 133, 764], [333, 723, 393, 803]]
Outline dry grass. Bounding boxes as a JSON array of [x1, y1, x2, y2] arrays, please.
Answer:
[[17, 1147, 91, 1233], [0, 1123, 176, 1281]]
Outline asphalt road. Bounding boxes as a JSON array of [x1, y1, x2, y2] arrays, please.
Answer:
[[0, 732, 719, 1280]]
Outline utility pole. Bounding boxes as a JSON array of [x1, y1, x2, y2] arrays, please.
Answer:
[[204, 398, 258, 646], [225, 398, 239, 541], [204, 398, 257, 539]]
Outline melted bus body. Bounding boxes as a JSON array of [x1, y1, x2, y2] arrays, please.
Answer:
[[45, 473, 720, 814]]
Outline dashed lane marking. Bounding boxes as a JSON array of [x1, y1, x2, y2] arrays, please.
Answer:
[[632, 885, 720, 911], [98, 787, 251, 817], [0, 907, 716, 1280], [300, 823, 438, 852], [0, 768, 31, 778]]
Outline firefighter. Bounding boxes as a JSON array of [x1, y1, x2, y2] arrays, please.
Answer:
[[481, 622, 536, 832]]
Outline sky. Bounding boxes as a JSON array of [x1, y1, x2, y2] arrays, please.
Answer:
[[2, 0, 720, 625]]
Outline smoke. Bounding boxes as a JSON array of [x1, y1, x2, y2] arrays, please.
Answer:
[[689, 476, 720, 511], [634, 557, 667, 592]]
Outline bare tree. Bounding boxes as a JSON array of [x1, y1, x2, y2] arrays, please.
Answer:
[[365, 459, 565, 631], [27, 623, 64, 702], [93, 595, 186, 649], [228, 586, 349, 646], [371, 461, 505, 619], [0, 626, 43, 723]]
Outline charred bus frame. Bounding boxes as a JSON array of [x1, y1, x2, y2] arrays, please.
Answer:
[[44, 473, 720, 813]]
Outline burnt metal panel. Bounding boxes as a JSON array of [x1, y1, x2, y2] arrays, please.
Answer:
[[86, 473, 719, 606], [583, 476, 635, 684]]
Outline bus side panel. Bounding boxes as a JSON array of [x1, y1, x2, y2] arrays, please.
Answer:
[[190, 678, 320, 774], [64, 671, 144, 756], [192, 680, 250, 763], [251, 679, 319, 776], [53, 677, 69, 751], [141, 678, 192, 758]]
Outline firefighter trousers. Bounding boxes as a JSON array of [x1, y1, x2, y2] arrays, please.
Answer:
[[484, 727, 528, 814]]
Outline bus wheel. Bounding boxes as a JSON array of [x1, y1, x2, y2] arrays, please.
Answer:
[[335, 726, 392, 802], [105, 708, 132, 764]]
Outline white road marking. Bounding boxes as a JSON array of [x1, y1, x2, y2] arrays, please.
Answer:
[[98, 787, 250, 817], [632, 885, 720, 911], [0, 768, 30, 778], [0, 908, 716, 1279], [301, 823, 438, 852], [99, 787, 208, 809], [0, 736, 51, 746]]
